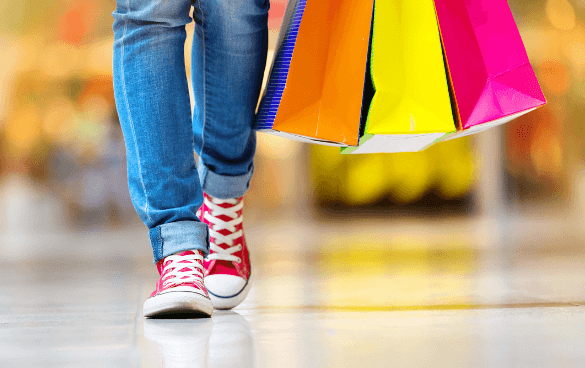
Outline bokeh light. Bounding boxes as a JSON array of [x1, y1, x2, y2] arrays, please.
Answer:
[[546, 0, 577, 30]]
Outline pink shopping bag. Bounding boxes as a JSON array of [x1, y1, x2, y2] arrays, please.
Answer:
[[434, 0, 546, 140]]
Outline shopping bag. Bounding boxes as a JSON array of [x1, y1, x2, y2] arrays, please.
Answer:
[[433, 0, 546, 142], [341, 0, 457, 154], [254, 0, 374, 146]]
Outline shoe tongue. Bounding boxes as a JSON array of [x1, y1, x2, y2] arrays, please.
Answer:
[[176, 250, 197, 257], [174, 250, 204, 263], [165, 250, 202, 267], [169, 251, 203, 274], [206, 197, 241, 271], [215, 200, 237, 208], [156, 250, 203, 274], [210, 213, 241, 240], [215, 227, 236, 237], [215, 214, 236, 223], [210, 227, 240, 252]]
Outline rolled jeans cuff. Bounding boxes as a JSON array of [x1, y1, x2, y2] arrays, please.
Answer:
[[149, 221, 209, 263], [197, 158, 254, 199]]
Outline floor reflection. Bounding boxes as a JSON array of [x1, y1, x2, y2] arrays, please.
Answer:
[[3, 227, 585, 366], [144, 311, 254, 368]]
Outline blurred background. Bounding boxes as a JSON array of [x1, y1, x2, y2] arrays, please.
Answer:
[[0, 0, 581, 260]]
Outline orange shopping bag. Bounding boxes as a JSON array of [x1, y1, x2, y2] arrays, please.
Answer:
[[255, 0, 375, 146]]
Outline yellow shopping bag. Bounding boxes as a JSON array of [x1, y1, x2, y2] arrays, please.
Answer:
[[342, 0, 456, 154]]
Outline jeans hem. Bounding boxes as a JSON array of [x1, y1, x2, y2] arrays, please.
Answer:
[[149, 221, 210, 263], [197, 159, 254, 199]]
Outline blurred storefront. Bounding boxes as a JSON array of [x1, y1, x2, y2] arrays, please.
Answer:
[[504, 0, 580, 210], [0, 0, 582, 232]]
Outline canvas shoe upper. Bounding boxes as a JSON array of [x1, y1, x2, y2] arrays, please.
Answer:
[[143, 250, 213, 317], [200, 193, 251, 309]]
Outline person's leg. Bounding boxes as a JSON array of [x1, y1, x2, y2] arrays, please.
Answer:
[[191, 0, 269, 196], [112, 0, 208, 262], [191, 0, 269, 309], [112, 0, 212, 316]]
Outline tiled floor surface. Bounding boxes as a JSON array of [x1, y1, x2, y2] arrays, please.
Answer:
[[1, 217, 585, 367]]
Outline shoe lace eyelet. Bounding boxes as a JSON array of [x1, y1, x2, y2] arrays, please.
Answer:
[[236, 257, 242, 264]]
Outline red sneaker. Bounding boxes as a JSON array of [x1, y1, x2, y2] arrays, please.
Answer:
[[143, 250, 213, 317], [199, 194, 251, 309]]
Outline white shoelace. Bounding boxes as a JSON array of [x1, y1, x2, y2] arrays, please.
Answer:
[[203, 196, 244, 263], [162, 252, 205, 288]]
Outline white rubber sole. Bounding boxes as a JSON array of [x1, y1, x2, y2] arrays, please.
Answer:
[[207, 274, 252, 310], [143, 291, 213, 317]]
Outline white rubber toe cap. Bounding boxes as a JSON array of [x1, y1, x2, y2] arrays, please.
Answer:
[[205, 274, 246, 298], [205, 274, 251, 310]]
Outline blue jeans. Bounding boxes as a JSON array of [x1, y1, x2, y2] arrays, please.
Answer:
[[112, 0, 269, 262]]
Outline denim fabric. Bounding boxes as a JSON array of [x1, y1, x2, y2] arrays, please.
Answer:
[[112, 0, 269, 262]]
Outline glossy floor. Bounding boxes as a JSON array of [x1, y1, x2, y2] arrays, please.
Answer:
[[1, 218, 585, 367]]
